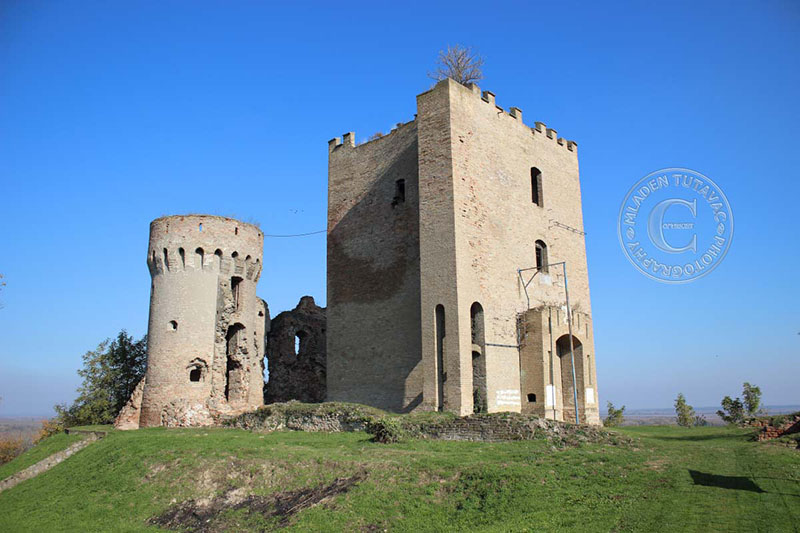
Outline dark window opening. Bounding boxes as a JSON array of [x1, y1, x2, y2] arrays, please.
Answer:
[[163, 248, 170, 270], [531, 167, 543, 206], [169, 320, 178, 330], [392, 179, 406, 206], [294, 330, 307, 356], [196, 247, 204, 269], [231, 277, 243, 309], [178, 248, 185, 268], [189, 367, 202, 382], [527, 393, 537, 403], [435, 304, 446, 411], [225, 324, 245, 403], [535, 240, 548, 273]]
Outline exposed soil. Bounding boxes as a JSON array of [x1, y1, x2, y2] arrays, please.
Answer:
[[149, 472, 366, 532]]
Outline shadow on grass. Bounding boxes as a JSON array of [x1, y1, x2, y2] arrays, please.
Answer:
[[689, 470, 765, 493]]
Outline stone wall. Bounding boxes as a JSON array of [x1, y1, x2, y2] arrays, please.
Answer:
[[264, 296, 327, 404], [327, 123, 423, 412], [139, 215, 267, 428], [326, 80, 601, 424]]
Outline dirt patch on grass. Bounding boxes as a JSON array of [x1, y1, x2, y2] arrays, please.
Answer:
[[149, 472, 366, 531]]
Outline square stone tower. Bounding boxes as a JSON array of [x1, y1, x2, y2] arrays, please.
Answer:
[[327, 78, 599, 424]]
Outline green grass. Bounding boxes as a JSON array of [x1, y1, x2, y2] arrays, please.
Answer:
[[0, 425, 797, 532], [0, 432, 83, 481]]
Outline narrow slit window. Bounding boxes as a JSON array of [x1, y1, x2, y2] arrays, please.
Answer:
[[535, 240, 548, 273], [531, 167, 542, 206], [392, 179, 406, 206], [231, 277, 242, 309]]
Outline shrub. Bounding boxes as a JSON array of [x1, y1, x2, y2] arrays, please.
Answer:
[[34, 418, 64, 444], [675, 393, 697, 427], [366, 417, 406, 444], [717, 396, 745, 425], [603, 401, 625, 427], [0, 436, 25, 466]]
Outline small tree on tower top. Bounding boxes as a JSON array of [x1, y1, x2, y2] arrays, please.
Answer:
[[429, 45, 485, 86]]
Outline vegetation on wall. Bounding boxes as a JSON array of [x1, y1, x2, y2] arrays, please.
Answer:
[[429, 44, 484, 86]]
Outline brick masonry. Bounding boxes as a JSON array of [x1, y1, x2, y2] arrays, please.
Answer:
[[139, 215, 268, 428], [327, 79, 600, 425]]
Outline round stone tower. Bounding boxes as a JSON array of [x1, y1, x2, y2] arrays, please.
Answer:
[[140, 215, 267, 427]]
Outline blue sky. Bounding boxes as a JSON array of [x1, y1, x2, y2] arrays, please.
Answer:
[[1, 1, 798, 416]]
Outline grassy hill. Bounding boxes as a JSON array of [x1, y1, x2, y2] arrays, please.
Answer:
[[0, 424, 797, 532]]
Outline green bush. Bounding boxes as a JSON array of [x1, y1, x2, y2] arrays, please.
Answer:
[[366, 417, 406, 444]]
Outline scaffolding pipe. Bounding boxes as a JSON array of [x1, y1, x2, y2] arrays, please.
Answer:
[[517, 261, 581, 425]]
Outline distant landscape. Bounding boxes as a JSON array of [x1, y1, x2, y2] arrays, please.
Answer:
[[601, 405, 800, 426]]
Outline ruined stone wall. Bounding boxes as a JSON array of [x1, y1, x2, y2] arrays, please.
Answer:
[[518, 306, 599, 425], [139, 215, 267, 427], [264, 296, 326, 404], [416, 79, 598, 417], [326, 123, 423, 412]]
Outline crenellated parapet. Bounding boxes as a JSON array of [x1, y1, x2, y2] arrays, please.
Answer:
[[147, 215, 263, 280], [464, 82, 578, 154]]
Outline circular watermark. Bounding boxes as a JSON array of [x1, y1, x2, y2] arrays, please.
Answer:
[[617, 168, 733, 283]]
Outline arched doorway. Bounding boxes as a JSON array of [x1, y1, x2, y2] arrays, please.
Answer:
[[555, 334, 584, 422], [470, 302, 487, 413]]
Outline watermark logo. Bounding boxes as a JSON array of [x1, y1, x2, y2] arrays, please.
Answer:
[[618, 168, 733, 283]]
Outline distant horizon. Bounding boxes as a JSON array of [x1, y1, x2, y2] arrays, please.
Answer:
[[1, 2, 798, 416]]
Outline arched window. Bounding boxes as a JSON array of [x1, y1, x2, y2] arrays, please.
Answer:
[[535, 240, 548, 273], [531, 167, 543, 206], [195, 247, 204, 269], [470, 302, 487, 414]]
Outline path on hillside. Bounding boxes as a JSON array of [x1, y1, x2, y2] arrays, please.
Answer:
[[0, 431, 104, 494]]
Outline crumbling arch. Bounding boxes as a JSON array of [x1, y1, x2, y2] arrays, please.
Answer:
[[225, 323, 247, 405], [187, 358, 208, 383]]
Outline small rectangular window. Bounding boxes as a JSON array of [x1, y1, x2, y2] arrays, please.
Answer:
[[231, 277, 243, 309], [531, 167, 542, 206], [392, 179, 406, 206]]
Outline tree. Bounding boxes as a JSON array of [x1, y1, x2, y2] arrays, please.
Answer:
[[717, 396, 745, 425], [55, 331, 147, 427], [675, 393, 698, 427], [429, 45, 485, 86], [604, 401, 625, 427], [742, 382, 762, 417]]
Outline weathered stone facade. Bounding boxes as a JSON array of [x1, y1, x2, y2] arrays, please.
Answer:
[[137, 215, 268, 428], [327, 79, 600, 424], [264, 296, 327, 404]]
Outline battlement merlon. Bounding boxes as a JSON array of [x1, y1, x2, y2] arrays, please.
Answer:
[[328, 78, 577, 155], [455, 79, 578, 154]]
